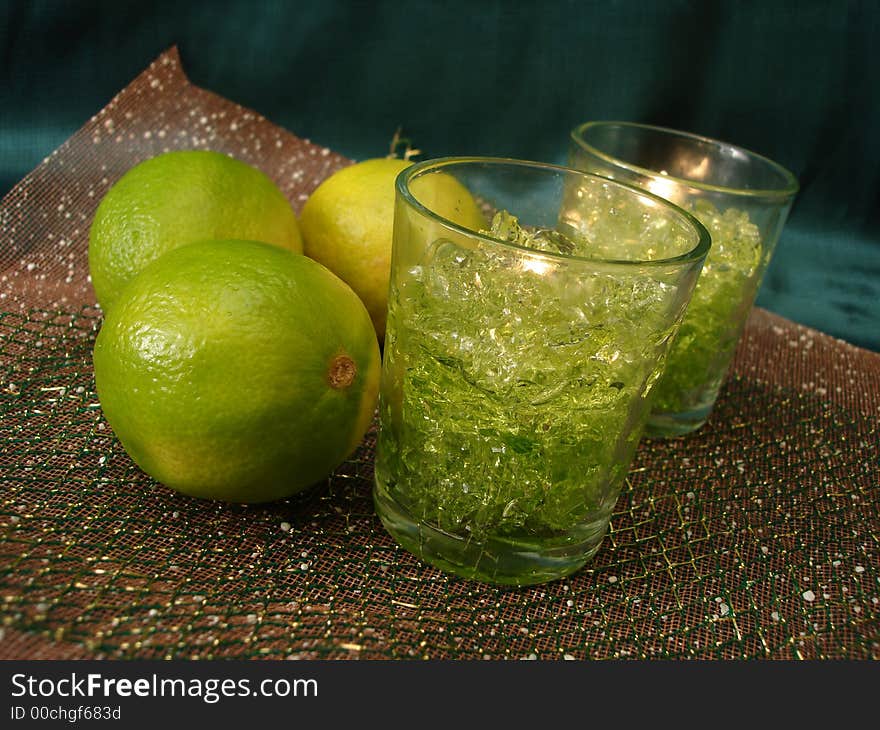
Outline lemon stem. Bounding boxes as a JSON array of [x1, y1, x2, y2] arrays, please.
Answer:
[[387, 127, 421, 161]]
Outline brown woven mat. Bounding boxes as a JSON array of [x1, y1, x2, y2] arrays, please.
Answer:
[[1, 48, 878, 660]]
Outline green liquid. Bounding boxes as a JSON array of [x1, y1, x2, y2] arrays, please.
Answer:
[[650, 200, 763, 416]]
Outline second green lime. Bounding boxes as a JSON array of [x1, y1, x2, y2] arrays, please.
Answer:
[[88, 150, 303, 311]]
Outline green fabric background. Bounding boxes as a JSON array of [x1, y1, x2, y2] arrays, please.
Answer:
[[1, 0, 877, 350]]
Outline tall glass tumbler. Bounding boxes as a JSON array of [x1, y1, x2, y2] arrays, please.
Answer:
[[569, 122, 798, 437], [373, 158, 710, 585]]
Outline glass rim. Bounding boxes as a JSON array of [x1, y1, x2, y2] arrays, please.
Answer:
[[570, 121, 800, 200], [396, 156, 711, 269]]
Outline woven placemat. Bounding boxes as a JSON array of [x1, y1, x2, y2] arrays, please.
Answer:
[[1, 48, 878, 660]]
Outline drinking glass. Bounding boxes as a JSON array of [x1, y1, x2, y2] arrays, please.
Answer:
[[569, 122, 798, 437], [373, 157, 710, 585]]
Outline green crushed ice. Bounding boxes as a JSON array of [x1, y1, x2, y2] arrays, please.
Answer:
[[650, 199, 763, 414], [375, 212, 684, 540], [483, 211, 576, 255]]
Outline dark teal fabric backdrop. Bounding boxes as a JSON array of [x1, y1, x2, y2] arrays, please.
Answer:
[[1, 0, 877, 350]]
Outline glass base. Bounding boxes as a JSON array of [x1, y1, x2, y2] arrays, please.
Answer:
[[644, 403, 713, 438], [373, 479, 610, 586]]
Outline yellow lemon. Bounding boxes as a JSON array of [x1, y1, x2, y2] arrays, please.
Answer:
[[300, 158, 485, 340]]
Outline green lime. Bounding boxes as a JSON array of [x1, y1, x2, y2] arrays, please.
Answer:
[[93, 239, 380, 503], [89, 150, 302, 311], [300, 157, 485, 339]]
